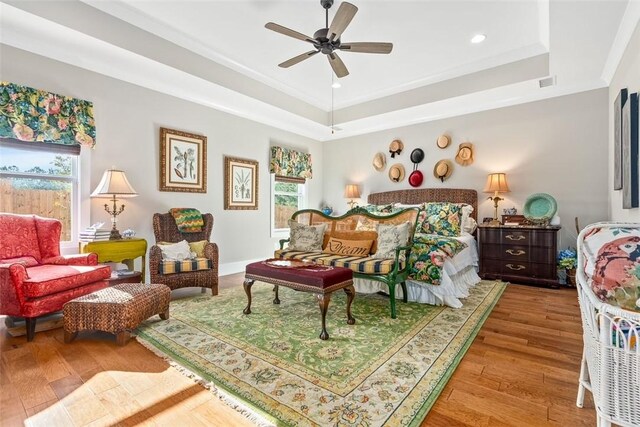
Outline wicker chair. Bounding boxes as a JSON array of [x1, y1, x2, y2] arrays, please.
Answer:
[[149, 212, 219, 295], [576, 222, 640, 427]]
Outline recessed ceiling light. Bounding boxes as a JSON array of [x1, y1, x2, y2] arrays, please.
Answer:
[[471, 34, 486, 44], [331, 81, 342, 89]]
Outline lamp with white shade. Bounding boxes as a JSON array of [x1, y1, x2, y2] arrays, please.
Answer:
[[344, 184, 361, 210], [91, 168, 138, 240], [483, 172, 510, 226]]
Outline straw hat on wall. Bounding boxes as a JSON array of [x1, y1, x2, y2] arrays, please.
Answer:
[[433, 159, 453, 182], [436, 134, 451, 149], [388, 164, 405, 183], [455, 143, 474, 166], [373, 152, 386, 171], [389, 139, 404, 158]]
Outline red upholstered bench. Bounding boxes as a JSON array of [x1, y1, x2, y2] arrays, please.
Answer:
[[243, 259, 355, 340]]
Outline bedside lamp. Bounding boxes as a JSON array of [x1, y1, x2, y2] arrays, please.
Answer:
[[91, 168, 138, 240], [483, 173, 510, 226], [344, 184, 361, 210]]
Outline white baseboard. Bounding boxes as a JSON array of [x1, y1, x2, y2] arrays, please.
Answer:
[[219, 258, 264, 277]]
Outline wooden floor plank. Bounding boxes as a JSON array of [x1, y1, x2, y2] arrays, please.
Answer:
[[0, 279, 596, 427]]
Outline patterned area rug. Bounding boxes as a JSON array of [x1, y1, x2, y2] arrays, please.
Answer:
[[137, 280, 506, 426]]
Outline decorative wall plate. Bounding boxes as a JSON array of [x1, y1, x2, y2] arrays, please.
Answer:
[[523, 193, 557, 222]]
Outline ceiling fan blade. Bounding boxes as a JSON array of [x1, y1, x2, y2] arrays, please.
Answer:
[[278, 50, 320, 68], [339, 42, 393, 54], [265, 22, 316, 44], [328, 2, 358, 42], [328, 52, 349, 78]]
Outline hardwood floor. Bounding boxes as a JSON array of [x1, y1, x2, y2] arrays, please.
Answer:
[[0, 277, 596, 426]]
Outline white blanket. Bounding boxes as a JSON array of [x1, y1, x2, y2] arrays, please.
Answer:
[[354, 233, 481, 308]]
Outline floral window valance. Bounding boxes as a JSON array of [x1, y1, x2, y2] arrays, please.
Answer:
[[0, 82, 96, 150], [270, 146, 313, 180]]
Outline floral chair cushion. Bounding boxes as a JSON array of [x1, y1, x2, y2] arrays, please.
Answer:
[[419, 202, 463, 237]]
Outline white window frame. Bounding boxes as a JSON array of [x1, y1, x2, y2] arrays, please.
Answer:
[[0, 144, 84, 251], [270, 174, 307, 238]]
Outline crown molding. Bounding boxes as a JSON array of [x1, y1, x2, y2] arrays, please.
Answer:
[[601, 0, 640, 84]]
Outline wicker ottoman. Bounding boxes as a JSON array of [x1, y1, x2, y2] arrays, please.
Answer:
[[63, 283, 170, 346]]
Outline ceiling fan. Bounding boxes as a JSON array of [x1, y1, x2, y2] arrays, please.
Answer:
[[265, 0, 393, 78]]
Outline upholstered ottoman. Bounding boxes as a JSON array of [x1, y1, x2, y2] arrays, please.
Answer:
[[244, 259, 355, 340], [63, 283, 170, 346]]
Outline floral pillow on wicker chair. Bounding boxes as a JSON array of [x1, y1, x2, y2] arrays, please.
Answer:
[[584, 227, 640, 312]]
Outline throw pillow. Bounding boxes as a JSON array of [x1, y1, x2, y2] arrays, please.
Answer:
[[373, 222, 412, 259], [188, 240, 208, 258], [460, 204, 477, 234], [355, 216, 377, 231], [420, 202, 463, 236], [328, 230, 378, 253], [288, 220, 327, 252], [323, 237, 373, 257], [157, 240, 193, 261]]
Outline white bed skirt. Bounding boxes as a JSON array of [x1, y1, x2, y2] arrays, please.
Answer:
[[354, 265, 481, 309]]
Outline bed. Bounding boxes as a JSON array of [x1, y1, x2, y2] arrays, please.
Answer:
[[354, 188, 481, 308]]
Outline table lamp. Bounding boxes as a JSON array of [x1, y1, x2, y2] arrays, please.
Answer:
[[344, 184, 361, 210], [483, 173, 510, 226], [91, 168, 138, 239]]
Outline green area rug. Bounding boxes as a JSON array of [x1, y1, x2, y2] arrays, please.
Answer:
[[137, 280, 506, 426]]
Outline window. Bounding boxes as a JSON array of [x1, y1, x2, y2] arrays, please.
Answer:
[[271, 175, 306, 236], [0, 143, 79, 242]]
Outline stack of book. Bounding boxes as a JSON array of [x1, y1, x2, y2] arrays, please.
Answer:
[[79, 227, 111, 242]]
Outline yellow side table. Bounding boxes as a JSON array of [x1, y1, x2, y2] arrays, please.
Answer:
[[80, 238, 147, 282]]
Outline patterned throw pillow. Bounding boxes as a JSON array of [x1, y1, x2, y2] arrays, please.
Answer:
[[323, 237, 373, 257], [583, 227, 640, 312], [419, 202, 463, 236], [362, 204, 397, 215], [329, 230, 378, 253], [188, 240, 208, 258], [373, 222, 411, 260], [288, 220, 327, 252]]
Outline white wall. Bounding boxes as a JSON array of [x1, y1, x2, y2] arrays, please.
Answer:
[[323, 89, 609, 248], [609, 19, 640, 222], [0, 45, 323, 276]]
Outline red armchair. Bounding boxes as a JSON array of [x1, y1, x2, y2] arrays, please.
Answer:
[[0, 213, 111, 341]]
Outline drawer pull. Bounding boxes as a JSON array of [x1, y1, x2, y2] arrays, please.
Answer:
[[505, 249, 526, 256], [506, 264, 526, 271], [505, 234, 526, 241]]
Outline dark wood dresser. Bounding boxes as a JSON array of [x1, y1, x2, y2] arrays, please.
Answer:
[[478, 224, 561, 287]]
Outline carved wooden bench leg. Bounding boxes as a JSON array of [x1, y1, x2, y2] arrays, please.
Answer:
[[317, 293, 332, 340], [243, 279, 254, 314], [273, 285, 280, 304], [344, 285, 356, 325]]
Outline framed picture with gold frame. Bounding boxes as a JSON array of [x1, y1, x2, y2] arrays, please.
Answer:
[[224, 156, 258, 210], [159, 127, 207, 193]]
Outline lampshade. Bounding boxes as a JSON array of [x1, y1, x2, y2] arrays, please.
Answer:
[[91, 169, 138, 198], [344, 184, 361, 199], [483, 173, 510, 194]]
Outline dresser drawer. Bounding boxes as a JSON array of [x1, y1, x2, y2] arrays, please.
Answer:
[[481, 244, 554, 263], [481, 259, 556, 279]]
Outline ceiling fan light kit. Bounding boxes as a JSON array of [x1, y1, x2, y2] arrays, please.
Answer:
[[265, 0, 393, 78]]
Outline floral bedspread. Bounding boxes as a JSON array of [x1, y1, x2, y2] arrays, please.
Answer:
[[407, 233, 468, 286]]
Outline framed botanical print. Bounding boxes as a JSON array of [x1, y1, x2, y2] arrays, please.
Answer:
[[224, 156, 259, 210], [159, 127, 207, 193]]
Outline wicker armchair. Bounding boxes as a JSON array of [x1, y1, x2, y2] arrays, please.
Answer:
[[576, 222, 640, 427], [149, 212, 219, 295]]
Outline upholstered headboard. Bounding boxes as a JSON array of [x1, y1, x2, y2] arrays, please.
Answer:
[[368, 188, 478, 221]]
